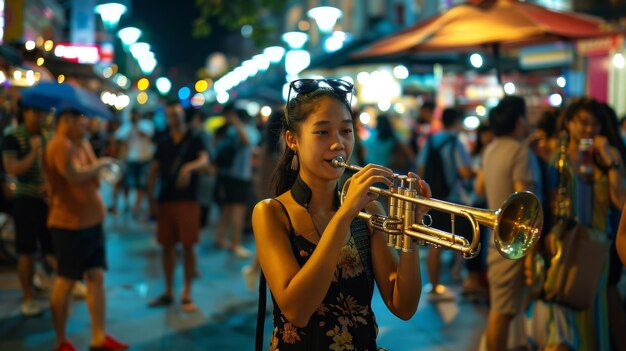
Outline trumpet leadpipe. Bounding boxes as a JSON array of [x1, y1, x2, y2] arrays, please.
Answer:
[[331, 156, 400, 178]]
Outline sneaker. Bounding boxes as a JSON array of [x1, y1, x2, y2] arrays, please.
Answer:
[[53, 340, 77, 351], [232, 246, 252, 259], [89, 335, 128, 351], [21, 300, 42, 317], [33, 269, 53, 292], [424, 283, 455, 302], [72, 282, 87, 299], [242, 265, 258, 291]]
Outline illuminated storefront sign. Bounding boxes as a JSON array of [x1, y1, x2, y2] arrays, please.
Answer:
[[54, 43, 100, 64]]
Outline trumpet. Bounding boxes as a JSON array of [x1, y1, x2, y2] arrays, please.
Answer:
[[332, 156, 543, 260]]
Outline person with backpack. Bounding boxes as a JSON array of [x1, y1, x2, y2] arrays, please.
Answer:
[[417, 107, 474, 302]]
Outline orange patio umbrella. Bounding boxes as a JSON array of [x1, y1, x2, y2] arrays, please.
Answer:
[[355, 0, 611, 82]]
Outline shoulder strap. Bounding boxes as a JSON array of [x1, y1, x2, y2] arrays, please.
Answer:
[[256, 198, 291, 351], [350, 218, 374, 298]]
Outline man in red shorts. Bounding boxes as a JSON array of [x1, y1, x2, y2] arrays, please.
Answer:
[[44, 108, 128, 351], [147, 100, 208, 313]]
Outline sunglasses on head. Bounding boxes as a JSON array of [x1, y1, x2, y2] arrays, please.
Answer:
[[290, 78, 353, 96], [286, 78, 354, 124]]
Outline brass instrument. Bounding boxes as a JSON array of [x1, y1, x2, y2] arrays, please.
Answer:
[[332, 156, 543, 259]]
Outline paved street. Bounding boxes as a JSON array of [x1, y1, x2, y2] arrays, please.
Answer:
[[0, 207, 494, 351]]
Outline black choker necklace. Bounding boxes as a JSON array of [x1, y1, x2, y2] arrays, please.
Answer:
[[291, 175, 339, 238], [290, 175, 340, 210]]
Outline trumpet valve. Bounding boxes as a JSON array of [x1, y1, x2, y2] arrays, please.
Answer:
[[394, 177, 408, 250], [402, 178, 418, 252]]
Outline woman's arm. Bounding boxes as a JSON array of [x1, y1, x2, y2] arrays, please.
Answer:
[[596, 141, 626, 208], [371, 176, 430, 320], [252, 198, 354, 327]]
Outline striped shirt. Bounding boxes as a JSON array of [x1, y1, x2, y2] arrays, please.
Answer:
[[1, 125, 45, 198]]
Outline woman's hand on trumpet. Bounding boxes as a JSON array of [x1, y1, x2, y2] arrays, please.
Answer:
[[341, 164, 394, 218], [408, 171, 432, 221]]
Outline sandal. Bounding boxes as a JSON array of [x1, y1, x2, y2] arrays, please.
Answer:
[[181, 298, 198, 313], [148, 294, 173, 307]]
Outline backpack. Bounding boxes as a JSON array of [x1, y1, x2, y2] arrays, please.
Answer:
[[213, 140, 239, 169], [423, 135, 457, 199]]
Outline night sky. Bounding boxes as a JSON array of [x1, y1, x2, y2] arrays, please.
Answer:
[[128, 0, 232, 84]]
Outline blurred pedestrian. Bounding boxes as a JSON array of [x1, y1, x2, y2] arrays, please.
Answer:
[[43, 107, 127, 351], [461, 123, 494, 299], [476, 96, 536, 351], [1, 101, 52, 316], [242, 109, 283, 290], [417, 107, 474, 302], [114, 109, 154, 219], [532, 97, 626, 350], [596, 102, 626, 351], [408, 100, 435, 159], [364, 114, 412, 174], [147, 100, 208, 313], [185, 107, 215, 229], [214, 103, 261, 258]]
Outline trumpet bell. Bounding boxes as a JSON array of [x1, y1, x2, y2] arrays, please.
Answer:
[[494, 191, 543, 260]]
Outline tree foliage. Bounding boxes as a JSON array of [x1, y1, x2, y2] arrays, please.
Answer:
[[193, 0, 288, 46]]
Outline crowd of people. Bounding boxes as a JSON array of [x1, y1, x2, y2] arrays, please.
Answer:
[[0, 79, 626, 351]]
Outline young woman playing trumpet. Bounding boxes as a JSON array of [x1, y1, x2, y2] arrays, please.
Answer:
[[251, 78, 431, 350]]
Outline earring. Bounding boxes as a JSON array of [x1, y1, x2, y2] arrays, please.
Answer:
[[290, 152, 299, 171]]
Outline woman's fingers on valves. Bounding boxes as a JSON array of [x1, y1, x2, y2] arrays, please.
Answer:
[[419, 179, 432, 198], [357, 165, 393, 185]]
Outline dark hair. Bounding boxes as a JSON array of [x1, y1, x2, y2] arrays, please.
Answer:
[[600, 102, 626, 166], [473, 123, 492, 156], [16, 99, 24, 124], [222, 102, 236, 114], [560, 97, 603, 126], [561, 97, 626, 169], [234, 108, 251, 123], [375, 114, 394, 141], [265, 110, 284, 155], [272, 88, 352, 196], [165, 98, 181, 107], [441, 108, 460, 128], [536, 109, 560, 139], [489, 95, 526, 136], [185, 107, 207, 125], [421, 101, 435, 111]]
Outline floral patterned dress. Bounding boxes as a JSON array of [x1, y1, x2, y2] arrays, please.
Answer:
[[269, 201, 378, 351]]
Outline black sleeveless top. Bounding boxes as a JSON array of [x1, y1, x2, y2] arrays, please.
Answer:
[[269, 177, 378, 351]]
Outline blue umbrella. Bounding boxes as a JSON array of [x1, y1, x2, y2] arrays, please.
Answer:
[[21, 82, 113, 120]]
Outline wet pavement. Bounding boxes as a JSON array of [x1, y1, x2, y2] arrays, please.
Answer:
[[0, 207, 497, 351]]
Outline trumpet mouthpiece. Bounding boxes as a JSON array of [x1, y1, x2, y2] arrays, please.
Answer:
[[331, 156, 345, 168]]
